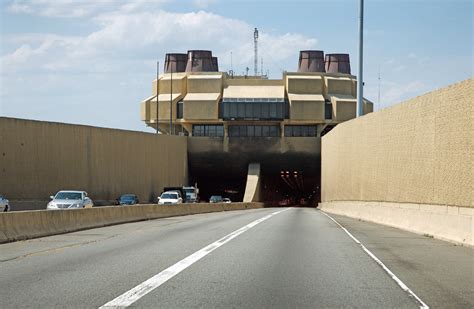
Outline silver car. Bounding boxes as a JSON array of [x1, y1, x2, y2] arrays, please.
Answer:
[[47, 191, 94, 210], [0, 195, 9, 212]]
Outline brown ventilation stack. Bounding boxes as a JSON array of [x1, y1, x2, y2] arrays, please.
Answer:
[[325, 54, 351, 74], [164, 53, 187, 73], [212, 57, 219, 72], [298, 50, 325, 72], [185, 50, 214, 72]]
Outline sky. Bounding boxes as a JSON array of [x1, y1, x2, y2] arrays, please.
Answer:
[[0, 0, 472, 132]]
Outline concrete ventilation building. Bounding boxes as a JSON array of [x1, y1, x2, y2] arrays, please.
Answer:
[[141, 49, 372, 137], [140, 49, 373, 202]]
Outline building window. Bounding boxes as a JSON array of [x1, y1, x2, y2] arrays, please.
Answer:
[[177, 101, 183, 119], [192, 125, 224, 137], [228, 125, 280, 137], [325, 101, 332, 120], [222, 98, 288, 120], [284, 125, 317, 137]]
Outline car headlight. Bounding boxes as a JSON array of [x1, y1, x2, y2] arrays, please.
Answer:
[[70, 203, 81, 208], [47, 203, 57, 208]]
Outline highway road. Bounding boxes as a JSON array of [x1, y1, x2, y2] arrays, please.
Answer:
[[1, 207, 472, 308]]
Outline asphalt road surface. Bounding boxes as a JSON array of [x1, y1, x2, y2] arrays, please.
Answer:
[[1, 207, 472, 308]]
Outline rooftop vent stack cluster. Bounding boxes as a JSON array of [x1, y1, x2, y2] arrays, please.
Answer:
[[185, 50, 218, 72], [164, 53, 188, 73], [325, 53, 351, 74], [298, 50, 325, 72]]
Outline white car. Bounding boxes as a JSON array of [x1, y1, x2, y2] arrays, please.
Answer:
[[223, 198, 232, 203], [158, 191, 182, 205], [47, 191, 94, 210], [0, 195, 9, 212]]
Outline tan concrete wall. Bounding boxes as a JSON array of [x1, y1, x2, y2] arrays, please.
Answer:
[[183, 100, 219, 120], [187, 75, 223, 93], [0, 202, 265, 243], [319, 201, 473, 246], [286, 76, 323, 94], [153, 74, 187, 95], [331, 96, 357, 121], [325, 77, 354, 96], [0, 117, 188, 204], [322, 79, 473, 207], [290, 101, 325, 121]]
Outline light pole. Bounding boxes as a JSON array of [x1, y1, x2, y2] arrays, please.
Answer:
[[170, 68, 173, 135], [357, 0, 364, 117], [156, 61, 159, 134]]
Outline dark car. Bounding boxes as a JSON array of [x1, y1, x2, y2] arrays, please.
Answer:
[[118, 194, 139, 205], [209, 195, 223, 203]]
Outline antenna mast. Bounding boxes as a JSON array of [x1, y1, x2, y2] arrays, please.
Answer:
[[254, 28, 258, 76]]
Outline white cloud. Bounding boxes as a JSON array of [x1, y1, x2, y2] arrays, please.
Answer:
[[2, 9, 317, 75], [6, 0, 168, 18]]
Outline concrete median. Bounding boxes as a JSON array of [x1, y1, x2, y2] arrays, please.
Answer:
[[0, 202, 264, 243]]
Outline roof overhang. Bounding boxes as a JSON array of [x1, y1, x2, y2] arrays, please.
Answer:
[[184, 93, 221, 101], [288, 94, 325, 103], [152, 93, 183, 103]]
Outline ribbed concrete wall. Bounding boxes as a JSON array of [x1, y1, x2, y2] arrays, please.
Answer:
[[321, 79, 473, 207], [0, 118, 188, 205]]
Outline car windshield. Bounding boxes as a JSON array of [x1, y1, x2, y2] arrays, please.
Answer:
[[0, 195, 4, 199], [55, 192, 82, 200], [161, 193, 177, 199], [120, 195, 135, 201], [211, 196, 222, 201]]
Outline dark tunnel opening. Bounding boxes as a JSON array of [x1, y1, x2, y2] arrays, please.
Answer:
[[189, 159, 321, 206], [260, 170, 320, 207]]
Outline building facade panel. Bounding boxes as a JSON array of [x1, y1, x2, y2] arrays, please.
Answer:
[[286, 75, 323, 94], [325, 76, 354, 96]]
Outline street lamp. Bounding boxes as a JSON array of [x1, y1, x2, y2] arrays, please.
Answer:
[[170, 67, 173, 135], [357, 0, 364, 117], [156, 61, 159, 134]]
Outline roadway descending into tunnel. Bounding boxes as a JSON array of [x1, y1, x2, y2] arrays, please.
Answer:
[[2, 207, 470, 308]]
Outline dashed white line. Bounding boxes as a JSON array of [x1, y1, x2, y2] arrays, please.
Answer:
[[320, 210, 430, 309], [99, 207, 291, 308]]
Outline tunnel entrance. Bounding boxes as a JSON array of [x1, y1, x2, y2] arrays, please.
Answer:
[[187, 136, 321, 205], [189, 159, 320, 206]]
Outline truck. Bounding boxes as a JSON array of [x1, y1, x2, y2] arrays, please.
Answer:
[[162, 186, 199, 203]]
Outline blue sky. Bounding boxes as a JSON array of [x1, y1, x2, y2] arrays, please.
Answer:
[[1, 0, 472, 132]]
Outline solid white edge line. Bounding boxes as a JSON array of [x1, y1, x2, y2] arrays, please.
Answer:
[[319, 210, 430, 309], [99, 207, 291, 308]]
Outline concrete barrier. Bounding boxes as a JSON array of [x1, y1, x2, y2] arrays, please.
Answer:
[[0, 202, 264, 243], [319, 201, 473, 246]]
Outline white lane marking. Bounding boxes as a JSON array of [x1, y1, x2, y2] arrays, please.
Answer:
[[99, 208, 291, 308], [320, 211, 429, 309]]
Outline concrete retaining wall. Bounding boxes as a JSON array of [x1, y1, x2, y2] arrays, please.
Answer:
[[321, 79, 472, 207], [0, 117, 188, 209], [320, 79, 473, 245], [0, 202, 264, 243], [319, 201, 473, 246]]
